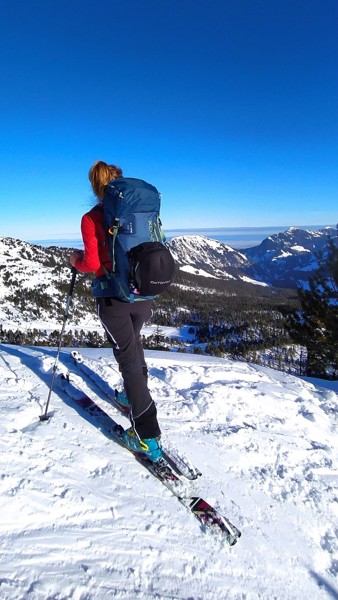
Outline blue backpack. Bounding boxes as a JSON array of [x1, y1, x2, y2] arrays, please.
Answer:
[[93, 177, 175, 302]]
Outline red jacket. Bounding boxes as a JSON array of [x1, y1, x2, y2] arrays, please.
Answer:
[[74, 205, 111, 277]]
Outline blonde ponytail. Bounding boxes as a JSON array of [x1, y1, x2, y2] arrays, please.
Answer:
[[89, 161, 123, 200]]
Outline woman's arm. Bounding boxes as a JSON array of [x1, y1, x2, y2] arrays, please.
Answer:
[[70, 213, 101, 273]]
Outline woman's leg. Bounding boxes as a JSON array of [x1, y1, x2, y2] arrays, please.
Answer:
[[97, 298, 160, 439]]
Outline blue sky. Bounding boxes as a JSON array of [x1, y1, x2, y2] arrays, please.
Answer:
[[0, 0, 337, 240]]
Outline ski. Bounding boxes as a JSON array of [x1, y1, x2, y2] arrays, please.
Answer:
[[70, 350, 202, 481], [57, 371, 241, 545], [70, 350, 129, 413], [160, 447, 202, 481]]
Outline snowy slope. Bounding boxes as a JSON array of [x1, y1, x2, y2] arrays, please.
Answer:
[[1, 345, 338, 600]]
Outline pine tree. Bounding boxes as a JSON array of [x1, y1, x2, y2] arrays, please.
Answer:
[[287, 238, 338, 378]]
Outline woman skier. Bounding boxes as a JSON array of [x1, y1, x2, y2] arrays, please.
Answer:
[[69, 161, 162, 461]]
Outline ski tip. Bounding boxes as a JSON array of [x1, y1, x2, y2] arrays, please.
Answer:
[[229, 537, 239, 547], [188, 468, 202, 480], [71, 350, 83, 363], [226, 525, 242, 546], [59, 372, 71, 382]]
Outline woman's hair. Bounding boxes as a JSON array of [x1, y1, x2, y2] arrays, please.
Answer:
[[89, 161, 123, 200]]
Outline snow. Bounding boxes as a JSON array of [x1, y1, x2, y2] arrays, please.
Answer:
[[272, 250, 293, 260], [1, 344, 338, 600], [291, 245, 311, 253], [180, 265, 220, 279], [142, 325, 196, 342], [240, 275, 269, 287]]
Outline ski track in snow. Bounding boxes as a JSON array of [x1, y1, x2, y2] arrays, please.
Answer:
[[0, 344, 338, 600]]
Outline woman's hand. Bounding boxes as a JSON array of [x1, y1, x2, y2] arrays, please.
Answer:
[[69, 250, 83, 267]]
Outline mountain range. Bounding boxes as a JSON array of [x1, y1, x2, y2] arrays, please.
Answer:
[[0, 225, 337, 331], [169, 225, 338, 288]]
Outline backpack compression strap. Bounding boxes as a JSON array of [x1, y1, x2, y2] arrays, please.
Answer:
[[107, 218, 120, 274]]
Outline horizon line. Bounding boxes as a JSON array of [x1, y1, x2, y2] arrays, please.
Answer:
[[26, 223, 336, 241]]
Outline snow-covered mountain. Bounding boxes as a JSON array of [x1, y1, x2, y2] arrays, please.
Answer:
[[242, 226, 338, 287], [168, 234, 250, 280], [1, 345, 338, 599], [168, 227, 338, 288]]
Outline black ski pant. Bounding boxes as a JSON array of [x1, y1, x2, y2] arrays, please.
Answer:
[[96, 297, 161, 440]]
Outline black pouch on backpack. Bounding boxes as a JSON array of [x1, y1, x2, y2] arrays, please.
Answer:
[[129, 242, 175, 297]]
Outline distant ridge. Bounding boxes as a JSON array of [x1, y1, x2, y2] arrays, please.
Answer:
[[28, 224, 335, 250]]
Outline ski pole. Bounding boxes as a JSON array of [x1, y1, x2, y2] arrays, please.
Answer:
[[40, 267, 77, 421]]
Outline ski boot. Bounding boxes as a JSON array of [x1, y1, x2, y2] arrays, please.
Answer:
[[122, 428, 163, 462], [114, 390, 130, 413]]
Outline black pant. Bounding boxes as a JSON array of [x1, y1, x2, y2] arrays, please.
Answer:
[[96, 297, 161, 439]]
